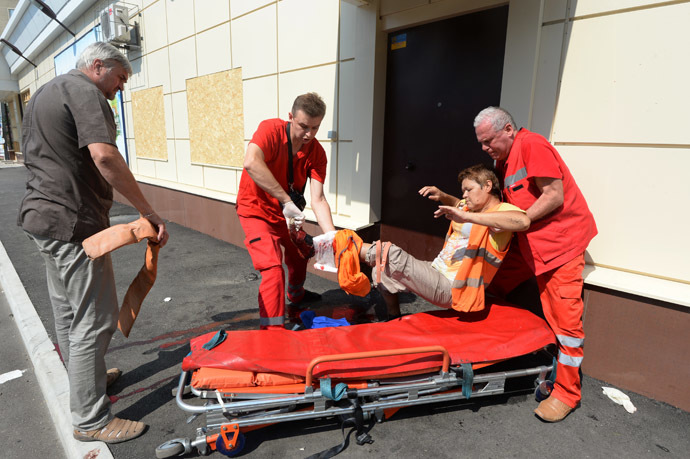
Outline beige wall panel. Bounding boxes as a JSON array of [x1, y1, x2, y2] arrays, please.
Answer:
[[553, 4, 690, 144], [195, 0, 230, 31], [175, 140, 204, 187], [500, 0, 542, 128], [132, 86, 168, 160], [380, 0, 428, 17], [242, 75, 278, 140], [557, 144, 690, 282], [147, 48, 171, 93], [187, 69, 245, 167], [171, 92, 189, 139], [127, 139, 138, 173], [166, 0, 195, 43], [338, 60, 356, 141], [572, 0, 675, 17], [302, 142, 336, 211], [169, 37, 197, 93], [204, 166, 238, 194], [125, 56, 146, 95], [340, 1, 358, 60], [137, 158, 157, 177], [156, 140, 178, 181], [142, 0, 168, 52], [530, 23, 564, 137], [196, 23, 232, 77], [336, 141, 354, 217], [231, 5, 277, 79], [231, 0, 274, 19], [543, 0, 568, 22], [278, 0, 339, 72], [164, 94, 174, 139], [278, 64, 338, 142]]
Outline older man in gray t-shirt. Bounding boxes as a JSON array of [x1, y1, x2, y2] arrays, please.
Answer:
[[18, 42, 168, 444]]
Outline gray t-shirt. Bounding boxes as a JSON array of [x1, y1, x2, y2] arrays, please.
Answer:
[[18, 69, 117, 242]]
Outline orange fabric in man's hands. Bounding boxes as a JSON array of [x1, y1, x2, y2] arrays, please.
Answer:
[[82, 217, 160, 337], [333, 229, 371, 297]]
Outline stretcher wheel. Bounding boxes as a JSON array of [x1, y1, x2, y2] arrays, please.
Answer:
[[155, 439, 186, 458], [535, 380, 554, 402], [216, 431, 245, 457]]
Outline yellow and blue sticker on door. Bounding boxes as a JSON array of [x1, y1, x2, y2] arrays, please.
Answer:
[[391, 33, 407, 50]]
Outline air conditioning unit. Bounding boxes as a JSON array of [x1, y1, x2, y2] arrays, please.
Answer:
[[100, 4, 129, 42]]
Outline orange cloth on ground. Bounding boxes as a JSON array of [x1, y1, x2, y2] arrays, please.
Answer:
[[333, 229, 371, 297], [82, 217, 160, 337]]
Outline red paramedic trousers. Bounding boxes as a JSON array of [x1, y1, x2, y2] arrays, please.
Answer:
[[488, 250, 586, 409], [239, 217, 308, 330]]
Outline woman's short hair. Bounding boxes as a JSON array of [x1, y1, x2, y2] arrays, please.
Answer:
[[76, 42, 132, 75], [457, 163, 502, 199], [291, 92, 327, 118]]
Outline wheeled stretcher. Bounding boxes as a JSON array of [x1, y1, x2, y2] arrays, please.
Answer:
[[156, 301, 557, 458]]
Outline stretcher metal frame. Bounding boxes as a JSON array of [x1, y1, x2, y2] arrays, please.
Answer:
[[156, 344, 555, 458]]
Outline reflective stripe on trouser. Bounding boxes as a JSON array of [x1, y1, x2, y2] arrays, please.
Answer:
[[27, 232, 118, 431], [239, 217, 307, 329], [537, 253, 586, 409], [364, 243, 452, 308], [287, 282, 305, 302]]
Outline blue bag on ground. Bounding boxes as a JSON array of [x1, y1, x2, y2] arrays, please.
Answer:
[[300, 310, 350, 329]]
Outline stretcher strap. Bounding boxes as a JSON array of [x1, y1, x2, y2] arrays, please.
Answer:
[[549, 355, 557, 382], [461, 363, 474, 399], [320, 378, 348, 401], [202, 330, 227, 350]]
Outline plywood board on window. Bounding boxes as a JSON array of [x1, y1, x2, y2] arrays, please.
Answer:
[[187, 68, 245, 167], [131, 86, 167, 160]]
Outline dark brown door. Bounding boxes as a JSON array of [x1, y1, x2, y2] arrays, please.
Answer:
[[381, 6, 509, 259]]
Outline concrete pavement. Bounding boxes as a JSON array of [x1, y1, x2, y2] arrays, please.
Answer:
[[0, 162, 688, 458]]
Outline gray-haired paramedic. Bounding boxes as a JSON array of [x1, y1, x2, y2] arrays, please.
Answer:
[[18, 42, 168, 444], [474, 106, 597, 423]]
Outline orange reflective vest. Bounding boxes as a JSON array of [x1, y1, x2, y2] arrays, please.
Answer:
[[333, 229, 371, 297], [448, 205, 509, 312]]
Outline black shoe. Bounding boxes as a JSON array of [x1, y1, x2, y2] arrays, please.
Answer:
[[288, 290, 322, 306]]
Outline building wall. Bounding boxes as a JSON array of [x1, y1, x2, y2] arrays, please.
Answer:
[[0, 0, 18, 35], [15, 0, 382, 229]]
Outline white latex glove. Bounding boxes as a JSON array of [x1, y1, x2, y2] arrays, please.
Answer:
[[282, 201, 305, 229]]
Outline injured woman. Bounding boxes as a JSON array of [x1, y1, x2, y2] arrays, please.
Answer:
[[358, 163, 530, 318]]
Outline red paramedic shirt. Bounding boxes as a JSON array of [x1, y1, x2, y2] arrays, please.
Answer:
[[496, 128, 597, 275], [236, 119, 328, 225]]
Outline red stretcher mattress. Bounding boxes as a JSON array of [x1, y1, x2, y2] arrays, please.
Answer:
[[182, 301, 555, 380]]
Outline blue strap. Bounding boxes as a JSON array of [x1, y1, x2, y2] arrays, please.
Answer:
[[320, 378, 348, 401], [202, 330, 227, 350], [461, 363, 474, 399]]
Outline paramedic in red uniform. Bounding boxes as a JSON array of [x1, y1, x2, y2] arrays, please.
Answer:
[[473, 106, 597, 422], [236, 93, 336, 329]]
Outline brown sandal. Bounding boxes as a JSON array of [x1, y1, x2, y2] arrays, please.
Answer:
[[73, 417, 146, 444]]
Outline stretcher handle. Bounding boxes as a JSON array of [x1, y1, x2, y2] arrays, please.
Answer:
[[305, 345, 450, 387]]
